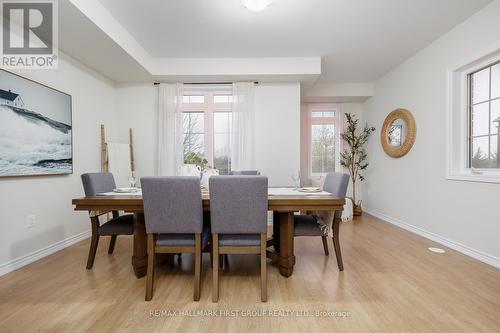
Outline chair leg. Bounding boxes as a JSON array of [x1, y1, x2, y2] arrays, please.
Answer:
[[219, 255, 224, 269], [260, 233, 267, 302], [321, 236, 329, 256], [212, 234, 219, 302], [145, 234, 155, 301], [223, 254, 229, 270], [167, 254, 175, 269], [86, 217, 100, 269], [332, 218, 344, 271], [108, 235, 117, 254], [194, 234, 202, 301]]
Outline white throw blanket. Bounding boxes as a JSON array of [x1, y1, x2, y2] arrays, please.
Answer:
[[314, 198, 353, 237], [341, 198, 354, 222], [106, 142, 131, 188]]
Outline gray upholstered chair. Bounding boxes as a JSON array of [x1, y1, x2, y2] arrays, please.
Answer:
[[81, 173, 134, 269], [209, 175, 268, 302], [141, 176, 209, 301], [294, 172, 349, 271], [229, 170, 261, 175]]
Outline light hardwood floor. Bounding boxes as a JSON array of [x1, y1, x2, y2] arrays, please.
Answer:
[[1, 214, 499, 332]]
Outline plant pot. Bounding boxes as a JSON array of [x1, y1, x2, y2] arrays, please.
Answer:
[[353, 202, 363, 216]]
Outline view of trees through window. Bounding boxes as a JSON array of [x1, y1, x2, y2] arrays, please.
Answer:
[[182, 90, 232, 174], [469, 61, 500, 169], [182, 112, 205, 166], [213, 112, 231, 174], [309, 107, 336, 174], [311, 124, 335, 173]]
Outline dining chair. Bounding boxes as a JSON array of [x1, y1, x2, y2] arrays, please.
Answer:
[[209, 175, 268, 302], [293, 172, 349, 271], [81, 173, 134, 269], [141, 176, 210, 301], [216, 169, 259, 269], [229, 170, 261, 175]]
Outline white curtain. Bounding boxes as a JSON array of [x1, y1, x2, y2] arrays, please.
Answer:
[[157, 83, 184, 176], [231, 82, 256, 171]]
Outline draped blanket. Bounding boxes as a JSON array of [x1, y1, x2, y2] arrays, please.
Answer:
[[313, 197, 353, 237]]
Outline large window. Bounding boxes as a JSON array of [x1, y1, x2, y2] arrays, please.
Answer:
[[306, 104, 339, 175], [469, 61, 500, 169], [182, 87, 233, 174], [447, 48, 500, 183]]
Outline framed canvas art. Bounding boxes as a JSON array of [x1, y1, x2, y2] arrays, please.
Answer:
[[0, 69, 72, 177]]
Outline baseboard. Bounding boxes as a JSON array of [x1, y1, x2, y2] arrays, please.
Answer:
[[364, 207, 500, 269], [0, 230, 91, 277]]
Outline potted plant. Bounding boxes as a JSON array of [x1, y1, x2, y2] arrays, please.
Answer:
[[340, 113, 375, 216]]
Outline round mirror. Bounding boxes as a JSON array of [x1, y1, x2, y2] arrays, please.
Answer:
[[381, 109, 416, 158]]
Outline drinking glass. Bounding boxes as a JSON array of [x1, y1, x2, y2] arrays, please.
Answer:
[[291, 170, 300, 190], [128, 171, 137, 188]]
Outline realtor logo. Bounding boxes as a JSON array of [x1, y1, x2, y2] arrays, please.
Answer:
[[1, 0, 58, 68]]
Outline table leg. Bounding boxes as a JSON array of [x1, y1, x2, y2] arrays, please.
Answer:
[[272, 211, 280, 251], [278, 212, 295, 278], [132, 212, 148, 278]]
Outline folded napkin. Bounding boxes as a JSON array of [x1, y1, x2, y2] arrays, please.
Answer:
[[96, 190, 142, 196]]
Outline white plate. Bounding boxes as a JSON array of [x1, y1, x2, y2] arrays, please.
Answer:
[[113, 187, 139, 193], [298, 187, 321, 193]]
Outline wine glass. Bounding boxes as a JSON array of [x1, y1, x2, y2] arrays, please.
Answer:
[[291, 170, 300, 190], [128, 171, 137, 188]]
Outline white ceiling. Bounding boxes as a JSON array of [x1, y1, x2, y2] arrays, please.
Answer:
[[97, 0, 491, 82], [59, 1, 151, 82]]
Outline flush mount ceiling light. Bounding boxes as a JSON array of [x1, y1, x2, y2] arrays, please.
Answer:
[[242, 0, 272, 12]]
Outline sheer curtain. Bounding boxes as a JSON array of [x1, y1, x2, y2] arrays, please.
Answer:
[[231, 82, 256, 171], [157, 83, 184, 176]]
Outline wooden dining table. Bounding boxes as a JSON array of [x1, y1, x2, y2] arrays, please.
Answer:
[[72, 190, 345, 278]]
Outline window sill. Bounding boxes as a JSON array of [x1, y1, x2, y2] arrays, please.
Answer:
[[446, 172, 500, 184]]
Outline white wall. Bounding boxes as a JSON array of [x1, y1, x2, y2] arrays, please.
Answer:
[[114, 84, 157, 179], [255, 83, 301, 186], [362, 0, 500, 262], [0, 52, 118, 270]]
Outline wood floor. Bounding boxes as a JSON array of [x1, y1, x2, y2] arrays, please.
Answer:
[[1, 214, 500, 333]]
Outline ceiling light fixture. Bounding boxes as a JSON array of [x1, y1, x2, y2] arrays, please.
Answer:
[[242, 0, 272, 12]]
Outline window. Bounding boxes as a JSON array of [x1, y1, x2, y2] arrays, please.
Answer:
[[468, 61, 500, 169], [447, 47, 500, 183], [182, 86, 233, 174], [304, 103, 340, 176], [311, 124, 335, 173], [182, 112, 204, 158], [213, 95, 233, 103], [213, 112, 232, 174], [183, 95, 205, 104]]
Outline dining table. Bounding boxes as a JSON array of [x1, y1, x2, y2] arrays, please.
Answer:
[[72, 188, 345, 278]]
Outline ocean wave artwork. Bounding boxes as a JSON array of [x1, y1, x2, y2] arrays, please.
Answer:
[[1, 70, 72, 177], [0, 105, 72, 176]]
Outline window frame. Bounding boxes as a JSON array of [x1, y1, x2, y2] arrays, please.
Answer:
[[305, 103, 341, 178], [467, 60, 500, 169], [447, 44, 500, 183], [182, 87, 232, 171]]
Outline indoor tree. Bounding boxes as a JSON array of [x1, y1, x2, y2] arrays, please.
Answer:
[[340, 113, 375, 215]]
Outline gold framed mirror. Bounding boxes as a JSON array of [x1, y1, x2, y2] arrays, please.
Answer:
[[381, 109, 416, 158]]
